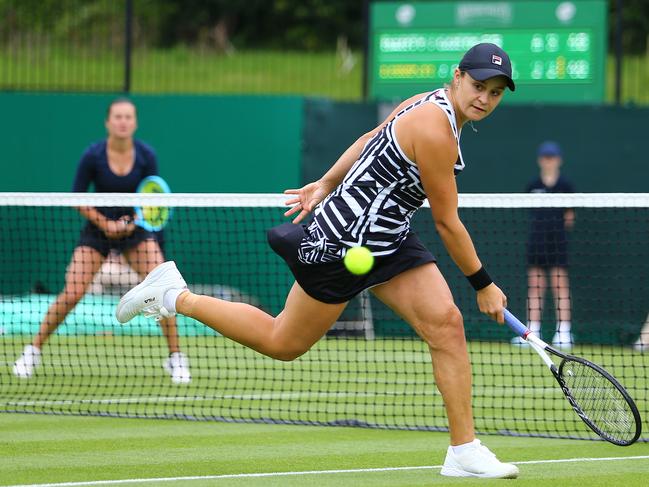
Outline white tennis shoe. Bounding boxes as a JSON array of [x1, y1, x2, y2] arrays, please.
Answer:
[[552, 330, 574, 351], [13, 344, 41, 378], [633, 340, 648, 352], [440, 439, 519, 479], [116, 261, 187, 323], [163, 352, 192, 385]]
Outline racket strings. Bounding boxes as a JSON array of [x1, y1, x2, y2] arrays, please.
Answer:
[[142, 205, 169, 227], [561, 359, 636, 442], [138, 178, 171, 229]]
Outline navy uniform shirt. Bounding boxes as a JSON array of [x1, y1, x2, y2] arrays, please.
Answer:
[[526, 175, 575, 233], [72, 139, 158, 219]]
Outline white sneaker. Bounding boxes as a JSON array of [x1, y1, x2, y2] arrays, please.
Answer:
[[163, 352, 192, 384], [440, 439, 519, 479], [116, 261, 187, 323], [552, 331, 574, 351], [13, 345, 42, 378], [510, 336, 530, 347]]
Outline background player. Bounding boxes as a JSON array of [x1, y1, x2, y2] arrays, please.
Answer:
[[13, 98, 191, 384]]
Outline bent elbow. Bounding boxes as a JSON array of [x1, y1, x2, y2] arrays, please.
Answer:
[[434, 218, 453, 236]]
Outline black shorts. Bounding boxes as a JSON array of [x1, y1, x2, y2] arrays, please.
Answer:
[[267, 222, 436, 304], [526, 234, 568, 268], [77, 222, 157, 258]]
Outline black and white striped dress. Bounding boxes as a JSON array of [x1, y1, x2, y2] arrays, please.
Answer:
[[298, 88, 464, 265]]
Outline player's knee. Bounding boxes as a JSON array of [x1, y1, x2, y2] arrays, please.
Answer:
[[272, 348, 307, 362], [420, 305, 464, 348], [440, 305, 464, 333], [265, 338, 310, 362]]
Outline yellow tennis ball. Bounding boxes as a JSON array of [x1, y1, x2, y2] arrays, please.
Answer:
[[344, 246, 374, 275]]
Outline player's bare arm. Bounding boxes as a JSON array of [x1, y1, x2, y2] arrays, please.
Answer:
[[399, 105, 506, 322], [285, 92, 433, 223]]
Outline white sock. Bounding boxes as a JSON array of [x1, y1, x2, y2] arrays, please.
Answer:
[[163, 288, 186, 314], [557, 321, 571, 333], [528, 320, 541, 335], [452, 439, 480, 455]]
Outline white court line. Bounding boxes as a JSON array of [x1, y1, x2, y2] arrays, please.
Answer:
[[2, 386, 560, 407], [5, 455, 649, 487]]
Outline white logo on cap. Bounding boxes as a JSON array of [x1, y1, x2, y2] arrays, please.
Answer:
[[492, 55, 502, 66]]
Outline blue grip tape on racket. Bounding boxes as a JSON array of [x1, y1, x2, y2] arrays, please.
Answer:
[[504, 309, 530, 338]]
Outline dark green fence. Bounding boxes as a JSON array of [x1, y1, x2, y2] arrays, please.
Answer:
[[0, 93, 303, 193]]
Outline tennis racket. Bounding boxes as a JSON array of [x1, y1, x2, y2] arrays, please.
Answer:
[[504, 309, 642, 446], [133, 175, 172, 232]]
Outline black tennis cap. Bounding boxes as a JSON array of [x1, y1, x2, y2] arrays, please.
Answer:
[[459, 43, 516, 91]]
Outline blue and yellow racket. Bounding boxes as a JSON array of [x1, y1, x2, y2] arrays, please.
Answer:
[[134, 176, 172, 232]]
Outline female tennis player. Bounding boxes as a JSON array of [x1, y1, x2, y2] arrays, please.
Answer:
[[13, 98, 191, 385], [117, 43, 518, 478]]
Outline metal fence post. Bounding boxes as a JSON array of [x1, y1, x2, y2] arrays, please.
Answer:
[[362, 0, 370, 101], [124, 0, 133, 93], [615, 0, 623, 105]]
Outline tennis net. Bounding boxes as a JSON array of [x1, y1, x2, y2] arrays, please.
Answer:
[[0, 192, 647, 441]]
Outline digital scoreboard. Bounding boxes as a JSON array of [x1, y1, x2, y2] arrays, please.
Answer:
[[368, 1, 607, 103]]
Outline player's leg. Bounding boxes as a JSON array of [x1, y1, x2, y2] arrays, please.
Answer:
[[13, 246, 104, 378], [550, 266, 573, 349], [511, 265, 546, 346], [124, 238, 191, 384], [116, 258, 347, 360], [176, 281, 347, 361], [34, 246, 104, 348], [370, 263, 518, 478], [549, 266, 571, 322], [526, 265, 546, 334], [124, 239, 181, 353], [370, 263, 472, 444]]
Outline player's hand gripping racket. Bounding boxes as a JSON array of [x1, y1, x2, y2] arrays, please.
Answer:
[[504, 309, 642, 446], [133, 176, 172, 232]]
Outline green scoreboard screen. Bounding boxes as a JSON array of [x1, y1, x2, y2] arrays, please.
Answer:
[[368, 1, 607, 103]]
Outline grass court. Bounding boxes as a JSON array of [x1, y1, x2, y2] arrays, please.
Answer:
[[1, 332, 647, 486]]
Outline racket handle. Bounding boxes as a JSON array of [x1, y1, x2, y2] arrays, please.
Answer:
[[503, 309, 530, 338]]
